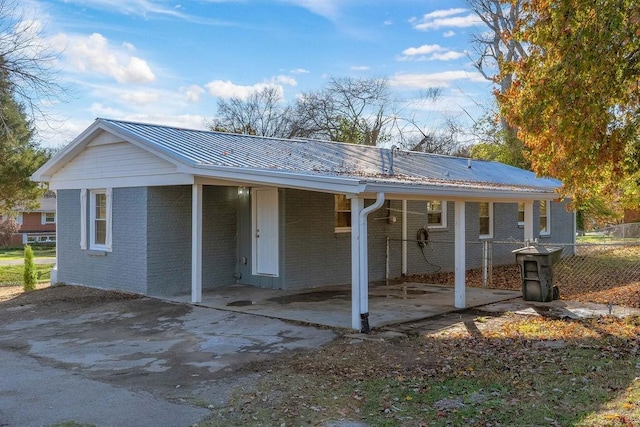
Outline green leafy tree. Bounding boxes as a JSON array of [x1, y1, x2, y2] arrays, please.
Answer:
[[498, 0, 640, 208], [469, 108, 530, 169], [23, 244, 37, 291], [0, 83, 50, 214]]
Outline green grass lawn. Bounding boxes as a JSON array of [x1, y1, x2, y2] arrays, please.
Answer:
[[0, 246, 56, 260], [0, 263, 53, 286]]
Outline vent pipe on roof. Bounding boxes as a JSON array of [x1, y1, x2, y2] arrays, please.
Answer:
[[389, 145, 399, 175], [467, 158, 472, 168]]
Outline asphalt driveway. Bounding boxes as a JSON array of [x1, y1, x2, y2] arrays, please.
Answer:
[[0, 286, 337, 427]]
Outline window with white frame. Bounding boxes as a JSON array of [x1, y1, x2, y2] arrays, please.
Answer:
[[42, 212, 56, 224], [334, 194, 351, 232], [517, 202, 525, 226], [479, 202, 493, 238], [426, 200, 447, 228], [539, 200, 550, 235], [87, 189, 112, 251]]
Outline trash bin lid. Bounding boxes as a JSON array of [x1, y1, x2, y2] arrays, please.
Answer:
[[512, 245, 562, 255]]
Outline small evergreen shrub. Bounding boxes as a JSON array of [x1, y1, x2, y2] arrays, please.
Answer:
[[23, 245, 37, 291]]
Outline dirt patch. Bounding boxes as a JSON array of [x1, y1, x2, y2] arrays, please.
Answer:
[[0, 283, 142, 307]]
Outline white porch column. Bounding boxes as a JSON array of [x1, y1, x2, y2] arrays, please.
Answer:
[[401, 199, 408, 275], [350, 197, 363, 330], [524, 201, 534, 242], [454, 200, 466, 309], [191, 183, 203, 303]]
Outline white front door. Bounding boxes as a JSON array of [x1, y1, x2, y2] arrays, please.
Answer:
[[252, 187, 279, 276]]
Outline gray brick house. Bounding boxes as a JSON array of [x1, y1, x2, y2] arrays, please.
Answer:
[[33, 118, 575, 330]]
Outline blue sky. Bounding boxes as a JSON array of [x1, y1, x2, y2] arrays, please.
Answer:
[[24, 0, 495, 147]]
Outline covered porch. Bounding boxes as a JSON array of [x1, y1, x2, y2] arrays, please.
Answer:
[[188, 182, 541, 332]]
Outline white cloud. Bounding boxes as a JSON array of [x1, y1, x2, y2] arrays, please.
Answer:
[[273, 75, 298, 86], [290, 68, 310, 74], [383, 20, 392, 26], [205, 75, 297, 99], [205, 81, 279, 99], [399, 44, 466, 62], [390, 71, 485, 88], [430, 51, 467, 61], [184, 85, 205, 103], [443, 30, 456, 37], [402, 44, 444, 56], [411, 8, 482, 31], [49, 32, 156, 84], [351, 65, 370, 71]]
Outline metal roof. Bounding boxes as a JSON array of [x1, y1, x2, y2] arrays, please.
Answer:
[[100, 118, 560, 193]]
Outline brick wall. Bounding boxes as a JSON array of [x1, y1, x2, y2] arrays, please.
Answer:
[[19, 212, 56, 233], [56, 188, 148, 294], [202, 186, 238, 288], [145, 186, 191, 296], [282, 189, 397, 289]]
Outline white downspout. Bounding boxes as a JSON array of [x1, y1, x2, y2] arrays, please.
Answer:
[[350, 197, 363, 330], [401, 199, 407, 276], [358, 192, 385, 333]]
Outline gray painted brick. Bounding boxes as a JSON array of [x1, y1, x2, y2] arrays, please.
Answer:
[[57, 188, 148, 294]]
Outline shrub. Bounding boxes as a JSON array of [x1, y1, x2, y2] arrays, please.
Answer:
[[23, 245, 37, 291], [0, 217, 20, 247]]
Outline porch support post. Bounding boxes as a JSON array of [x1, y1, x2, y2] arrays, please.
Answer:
[[401, 199, 408, 275], [350, 197, 363, 330], [191, 183, 203, 303], [523, 201, 534, 242], [454, 200, 466, 309]]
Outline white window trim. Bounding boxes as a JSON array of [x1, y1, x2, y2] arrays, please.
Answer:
[[479, 202, 494, 239], [540, 201, 551, 236], [88, 188, 113, 251], [517, 202, 525, 226], [80, 189, 87, 249], [16, 212, 23, 226], [426, 200, 448, 229], [41, 212, 56, 225]]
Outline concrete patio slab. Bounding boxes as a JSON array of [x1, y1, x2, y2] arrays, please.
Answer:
[[167, 282, 522, 330]]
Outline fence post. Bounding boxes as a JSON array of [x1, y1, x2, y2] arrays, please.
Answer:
[[482, 240, 493, 288], [385, 237, 390, 286]]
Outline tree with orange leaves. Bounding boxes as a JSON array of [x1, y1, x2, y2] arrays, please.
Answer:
[[498, 0, 640, 207]]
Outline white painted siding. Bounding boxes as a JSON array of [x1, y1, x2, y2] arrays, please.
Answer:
[[53, 142, 178, 183]]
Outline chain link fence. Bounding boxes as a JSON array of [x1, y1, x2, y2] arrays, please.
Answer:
[[386, 237, 640, 308]]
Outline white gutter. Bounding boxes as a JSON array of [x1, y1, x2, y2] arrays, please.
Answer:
[[358, 192, 385, 333]]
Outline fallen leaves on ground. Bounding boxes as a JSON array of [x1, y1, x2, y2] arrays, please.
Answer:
[[399, 264, 640, 308]]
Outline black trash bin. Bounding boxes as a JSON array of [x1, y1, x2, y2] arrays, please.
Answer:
[[512, 245, 563, 302]]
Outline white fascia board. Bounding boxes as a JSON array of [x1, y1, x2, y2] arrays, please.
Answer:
[[49, 173, 195, 190], [361, 183, 559, 202], [183, 164, 365, 195]]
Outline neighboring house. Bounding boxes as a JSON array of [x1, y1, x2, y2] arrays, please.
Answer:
[[5, 196, 56, 246], [623, 208, 640, 223], [32, 118, 575, 331]]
